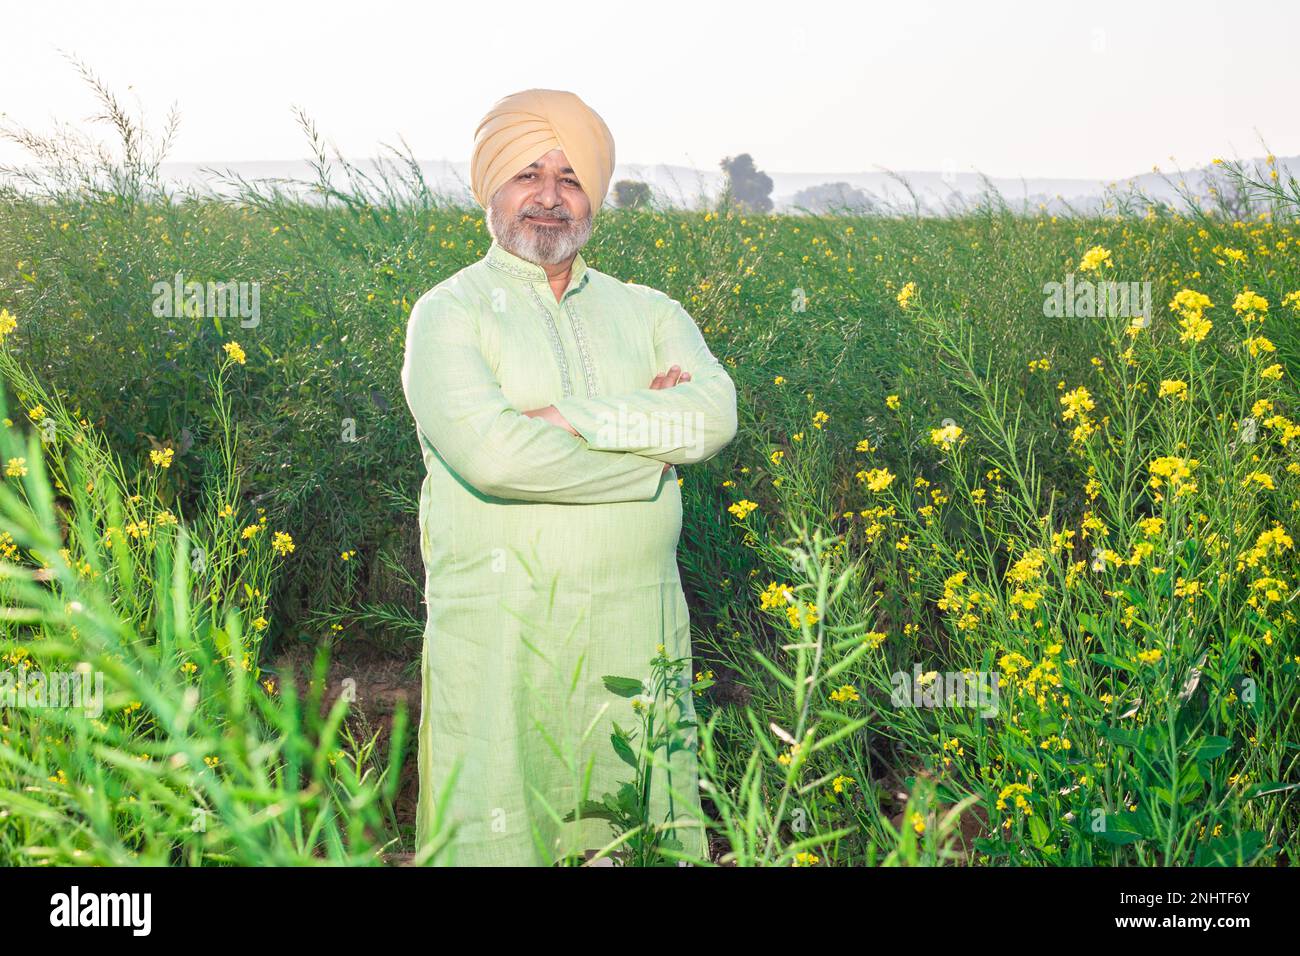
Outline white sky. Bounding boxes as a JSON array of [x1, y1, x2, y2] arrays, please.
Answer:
[[1, 0, 1296, 180]]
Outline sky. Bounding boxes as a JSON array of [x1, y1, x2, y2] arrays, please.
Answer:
[[1, 0, 1297, 180]]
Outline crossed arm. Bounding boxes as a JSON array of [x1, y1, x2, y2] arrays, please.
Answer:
[[524, 364, 694, 464], [544, 293, 739, 466], [400, 289, 737, 505]]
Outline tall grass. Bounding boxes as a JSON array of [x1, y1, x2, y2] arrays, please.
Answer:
[[2, 80, 1298, 864], [0, 334, 418, 864]]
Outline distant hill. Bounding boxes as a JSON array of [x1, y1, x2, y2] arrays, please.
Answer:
[[152, 155, 1299, 215]]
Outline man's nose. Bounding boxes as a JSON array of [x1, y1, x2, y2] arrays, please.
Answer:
[[534, 176, 561, 208]]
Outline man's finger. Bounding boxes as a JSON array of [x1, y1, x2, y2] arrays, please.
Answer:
[[651, 367, 692, 389]]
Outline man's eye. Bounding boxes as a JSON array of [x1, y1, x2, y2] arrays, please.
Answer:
[[518, 173, 580, 186]]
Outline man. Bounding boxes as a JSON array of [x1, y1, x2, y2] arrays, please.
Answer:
[[400, 88, 738, 866]]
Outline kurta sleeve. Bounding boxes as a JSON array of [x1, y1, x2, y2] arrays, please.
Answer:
[[551, 292, 738, 465], [401, 289, 668, 504]]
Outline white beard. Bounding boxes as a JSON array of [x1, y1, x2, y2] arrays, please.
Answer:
[[487, 194, 593, 266]]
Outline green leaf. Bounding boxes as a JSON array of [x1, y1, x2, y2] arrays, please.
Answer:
[[1194, 831, 1265, 866], [601, 675, 644, 698], [1192, 736, 1231, 761], [1090, 653, 1137, 674], [611, 732, 639, 770], [1128, 806, 1157, 837], [1028, 813, 1050, 848], [1095, 826, 1144, 845], [564, 799, 621, 823], [614, 782, 640, 815], [209, 623, 231, 659], [1176, 759, 1203, 790], [1100, 725, 1146, 749], [972, 837, 1010, 857]]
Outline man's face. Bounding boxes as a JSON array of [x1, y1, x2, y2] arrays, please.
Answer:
[[487, 148, 593, 266]]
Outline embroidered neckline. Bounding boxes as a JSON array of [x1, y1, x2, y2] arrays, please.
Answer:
[[524, 283, 575, 398], [484, 239, 598, 400], [564, 295, 600, 398], [485, 239, 589, 294]]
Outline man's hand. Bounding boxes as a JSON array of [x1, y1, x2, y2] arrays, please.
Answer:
[[649, 367, 690, 474], [526, 367, 692, 475], [525, 367, 692, 434], [650, 365, 691, 389], [523, 405, 579, 435]]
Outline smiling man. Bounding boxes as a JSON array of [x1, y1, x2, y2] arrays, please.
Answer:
[[400, 88, 738, 866]]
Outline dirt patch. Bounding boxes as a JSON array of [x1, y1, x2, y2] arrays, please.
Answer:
[[267, 640, 422, 849], [881, 766, 992, 863]]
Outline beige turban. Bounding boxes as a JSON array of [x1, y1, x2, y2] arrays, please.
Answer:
[[471, 89, 616, 215]]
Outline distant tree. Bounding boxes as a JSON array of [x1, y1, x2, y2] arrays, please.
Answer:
[[1201, 166, 1254, 220], [613, 179, 652, 209], [719, 153, 773, 213], [791, 181, 876, 215]]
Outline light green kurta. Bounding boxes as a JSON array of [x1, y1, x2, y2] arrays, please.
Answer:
[[400, 237, 737, 866]]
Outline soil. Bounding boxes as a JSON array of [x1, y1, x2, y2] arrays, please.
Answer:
[[881, 766, 993, 862], [267, 640, 422, 860]]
